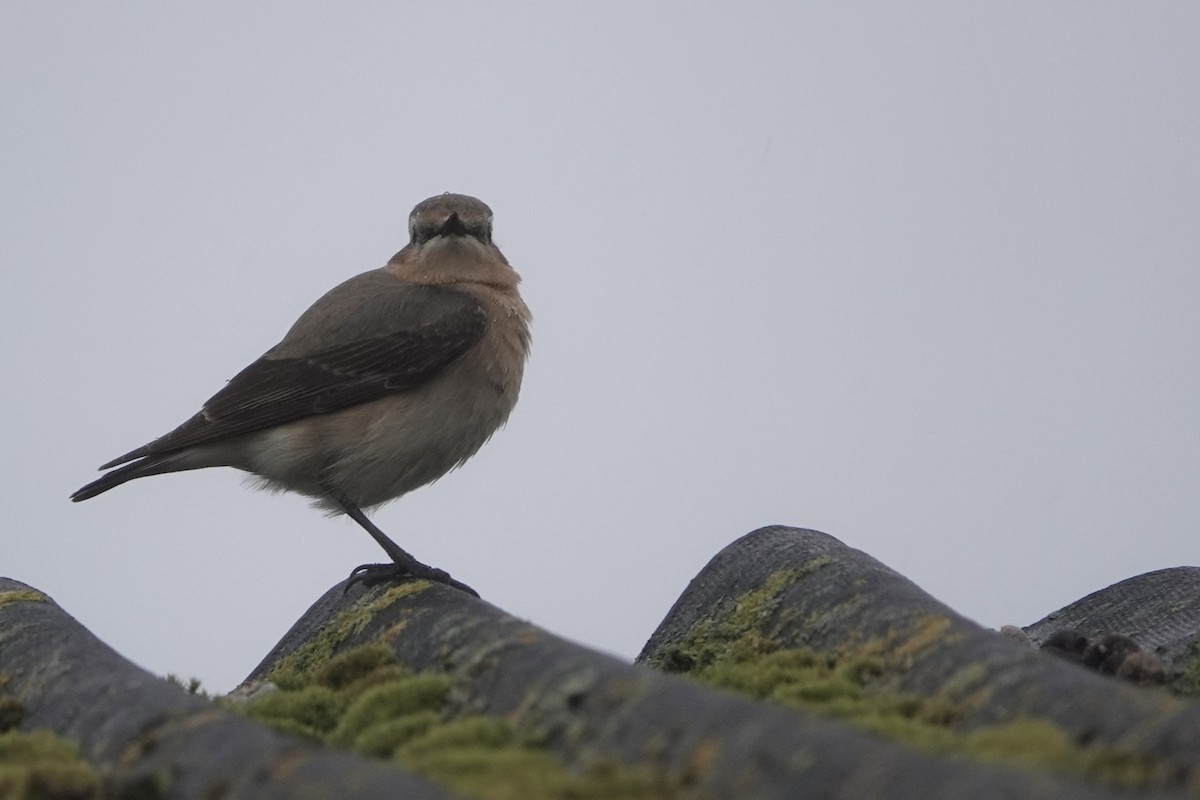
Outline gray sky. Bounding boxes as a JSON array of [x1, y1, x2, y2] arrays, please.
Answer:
[[3, 4, 1197, 693]]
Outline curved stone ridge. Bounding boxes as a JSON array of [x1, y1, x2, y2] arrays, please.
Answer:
[[0, 578, 451, 799], [637, 526, 1200, 793], [243, 568, 1174, 799]]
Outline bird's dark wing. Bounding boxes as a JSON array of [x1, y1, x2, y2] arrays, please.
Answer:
[[101, 280, 487, 467]]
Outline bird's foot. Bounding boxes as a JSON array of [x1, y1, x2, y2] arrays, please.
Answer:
[[344, 561, 479, 598]]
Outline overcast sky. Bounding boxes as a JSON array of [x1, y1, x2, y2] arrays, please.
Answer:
[[4, 4, 1197, 693]]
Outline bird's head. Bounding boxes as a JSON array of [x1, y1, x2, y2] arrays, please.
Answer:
[[408, 193, 494, 247], [390, 193, 514, 287]]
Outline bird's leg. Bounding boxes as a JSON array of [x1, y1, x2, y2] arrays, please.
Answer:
[[331, 492, 479, 597]]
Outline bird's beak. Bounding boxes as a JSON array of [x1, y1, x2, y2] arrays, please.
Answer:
[[439, 211, 469, 237]]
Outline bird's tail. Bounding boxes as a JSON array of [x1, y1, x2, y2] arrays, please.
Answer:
[[71, 453, 192, 502]]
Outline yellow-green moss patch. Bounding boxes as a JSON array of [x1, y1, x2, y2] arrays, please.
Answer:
[[0, 730, 102, 799], [268, 583, 430, 688], [400, 721, 663, 800], [0, 590, 49, 608], [242, 641, 675, 799], [646, 566, 811, 674], [693, 641, 1163, 784], [649, 574, 1166, 789]]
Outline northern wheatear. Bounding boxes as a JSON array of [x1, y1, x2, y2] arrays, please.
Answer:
[[72, 193, 531, 596]]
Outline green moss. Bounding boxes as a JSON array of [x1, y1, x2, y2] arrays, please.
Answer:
[[242, 631, 674, 799], [348, 711, 439, 757], [401, 729, 660, 800], [961, 721, 1157, 780], [315, 643, 399, 690], [268, 584, 430, 689], [403, 746, 568, 800], [0, 730, 102, 799], [332, 675, 449, 747], [245, 684, 344, 740], [0, 590, 49, 608], [649, 573, 1167, 789], [703, 642, 1166, 785], [645, 566, 813, 674], [395, 718, 665, 800]]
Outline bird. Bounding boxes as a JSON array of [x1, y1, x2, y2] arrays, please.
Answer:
[[71, 193, 531, 597]]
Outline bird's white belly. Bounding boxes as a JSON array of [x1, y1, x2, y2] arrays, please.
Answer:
[[243, 355, 519, 511]]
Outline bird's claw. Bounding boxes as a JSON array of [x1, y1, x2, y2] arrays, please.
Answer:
[[343, 561, 479, 598]]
